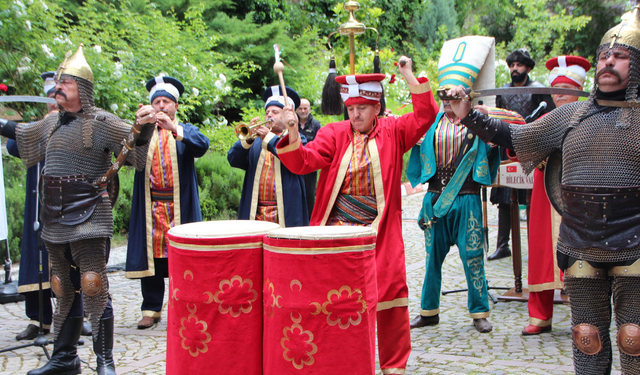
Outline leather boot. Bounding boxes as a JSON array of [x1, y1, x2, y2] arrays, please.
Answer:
[[488, 205, 511, 261], [94, 316, 116, 375], [410, 314, 440, 329], [27, 317, 83, 375]]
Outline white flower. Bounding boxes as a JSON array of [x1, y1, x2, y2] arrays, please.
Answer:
[[114, 62, 123, 72], [113, 70, 123, 80], [25, 20, 31, 31], [26, 0, 33, 5], [123, 88, 128, 93], [19, 56, 31, 65], [214, 79, 223, 89], [192, 87, 199, 97], [203, 118, 211, 125], [218, 73, 226, 84], [204, 100, 211, 106], [93, 45, 102, 53], [41, 1, 47, 11], [110, 103, 118, 112], [41, 44, 54, 58], [16, 65, 31, 78]]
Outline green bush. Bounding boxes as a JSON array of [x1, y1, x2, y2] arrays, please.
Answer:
[[112, 167, 135, 237], [3, 154, 27, 261], [196, 151, 244, 221]]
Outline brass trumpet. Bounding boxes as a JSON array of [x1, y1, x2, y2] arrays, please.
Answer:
[[234, 118, 274, 140]]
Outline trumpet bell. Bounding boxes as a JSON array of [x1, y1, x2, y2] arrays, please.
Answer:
[[234, 119, 274, 140]]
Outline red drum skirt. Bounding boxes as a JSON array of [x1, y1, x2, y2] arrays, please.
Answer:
[[166, 220, 280, 375], [262, 226, 378, 374]]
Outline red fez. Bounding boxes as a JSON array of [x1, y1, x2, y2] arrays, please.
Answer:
[[335, 73, 385, 106], [545, 56, 591, 88]]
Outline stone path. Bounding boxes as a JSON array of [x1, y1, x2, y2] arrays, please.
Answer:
[[0, 190, 621, 374]]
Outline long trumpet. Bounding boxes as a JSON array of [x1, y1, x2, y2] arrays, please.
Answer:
[[234, 118, 274, 140]]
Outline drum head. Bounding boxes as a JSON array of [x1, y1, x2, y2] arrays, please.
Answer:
[[267, 225, 376, 240], [168, 220, 281, 239], [544, 150, 564, 215]]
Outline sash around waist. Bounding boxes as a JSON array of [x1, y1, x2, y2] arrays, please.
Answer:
[[151, 188, 174, 202], [560, 185, 640, 251]]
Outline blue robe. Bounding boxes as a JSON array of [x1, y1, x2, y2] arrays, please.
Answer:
[[7, 140, 50, 292], [125, 122, 209, 278], [227, 132, 309, 227]]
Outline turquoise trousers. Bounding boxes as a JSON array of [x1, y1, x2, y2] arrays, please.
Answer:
[[419, 192, 490, 319]]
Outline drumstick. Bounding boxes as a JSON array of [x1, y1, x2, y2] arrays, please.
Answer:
[[273, 61, 295, 127]]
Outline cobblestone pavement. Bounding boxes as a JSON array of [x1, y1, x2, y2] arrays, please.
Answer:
[[0, 190, 621, 374]]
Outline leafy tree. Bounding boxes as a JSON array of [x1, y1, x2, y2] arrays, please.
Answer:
[[409, 0, 460, 53]]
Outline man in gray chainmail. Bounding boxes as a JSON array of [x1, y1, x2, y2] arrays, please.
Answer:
[[0, 45, 153, 375], [446, 8, 640, 374]]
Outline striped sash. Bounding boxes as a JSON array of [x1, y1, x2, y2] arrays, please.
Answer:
[[329, 194, 378, 226]]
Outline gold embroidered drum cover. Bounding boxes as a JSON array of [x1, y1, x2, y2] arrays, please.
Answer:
[[262, 226, 378, 374], [166, 220, 280, 375]]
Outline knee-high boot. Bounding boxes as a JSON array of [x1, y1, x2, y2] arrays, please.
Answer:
[[27, 316, 83, 375], [94, 316, 116, 375], [488, 204, 512, 261]]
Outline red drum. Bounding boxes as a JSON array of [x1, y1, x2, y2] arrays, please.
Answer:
[[263, 226, 378, 374], [166, 220, 280, 375]]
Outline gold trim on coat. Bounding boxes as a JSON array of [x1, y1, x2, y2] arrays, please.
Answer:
[[320, 142, 353, 225], [367, 139, 385, 232]]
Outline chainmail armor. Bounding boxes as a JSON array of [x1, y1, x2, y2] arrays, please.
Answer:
[[48, 239, 108, 342], [510, 43, 640, 262], [47, 242, 76, 341], [613, 276, 640, 374], [15, 76, 149, 244], [15, 75, 149, 339], [564, 275, 613, 375]]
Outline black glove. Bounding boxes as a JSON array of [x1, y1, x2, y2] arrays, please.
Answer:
[[136, 122, 155, 146], [0, 118, 18, 139]]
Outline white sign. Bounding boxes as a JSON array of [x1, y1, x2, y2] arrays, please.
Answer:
[[497, 162, 534, 189]]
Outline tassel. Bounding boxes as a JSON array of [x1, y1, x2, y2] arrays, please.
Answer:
[[321, 56, 343, 115], [374, 49, 385, 116]]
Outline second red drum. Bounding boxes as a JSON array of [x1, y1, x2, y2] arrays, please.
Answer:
[[262, 226, 378, 374]]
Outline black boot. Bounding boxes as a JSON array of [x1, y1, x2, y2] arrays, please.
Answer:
[[27, 317, 82, 375], [94, 316, 116, 375], [488, 205, 511, 261]]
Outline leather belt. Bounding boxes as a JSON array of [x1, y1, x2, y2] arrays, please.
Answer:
[[560, 185, 640, 251], [40, 174, 105, 226], [427, 167, 481, 195]]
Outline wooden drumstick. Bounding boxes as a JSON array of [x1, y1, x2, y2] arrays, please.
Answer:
[[273, 61, 295, 127]]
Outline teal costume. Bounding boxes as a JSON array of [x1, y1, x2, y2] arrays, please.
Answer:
[[406, 112, 499, 318]]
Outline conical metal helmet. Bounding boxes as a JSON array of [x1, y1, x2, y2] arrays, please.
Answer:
[[601, 6, 640, 50], [56, 43, 93, 83]]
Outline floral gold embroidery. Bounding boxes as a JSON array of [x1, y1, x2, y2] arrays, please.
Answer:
[[281, 313, 317, 370], [179, 304, 211, 357], [213, 275, 257, 317], [466, 211, 483, 252], [467, 256, 485, 293], [310, 285, 366, 329]]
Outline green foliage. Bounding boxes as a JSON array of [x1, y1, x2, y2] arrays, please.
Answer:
[[409, 0, 459, 53], [112, 167, 135, 236], [195, 152, 244, 220], [509, 0, 591, 60], [3, 154, 27, 261]]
